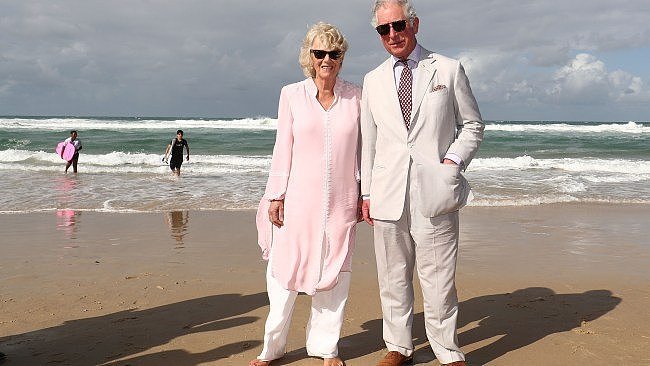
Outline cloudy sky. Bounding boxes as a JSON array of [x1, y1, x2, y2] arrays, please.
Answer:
[[1, 0, 649, 121]]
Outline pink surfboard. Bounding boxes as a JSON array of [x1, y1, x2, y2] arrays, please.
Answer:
[[55, 141, 76, 162]]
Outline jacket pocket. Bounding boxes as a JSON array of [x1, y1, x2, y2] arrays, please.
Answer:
[[414, 161, 473, 217]]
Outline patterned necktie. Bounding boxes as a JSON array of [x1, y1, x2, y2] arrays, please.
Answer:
[[397, 59, 412, 129]]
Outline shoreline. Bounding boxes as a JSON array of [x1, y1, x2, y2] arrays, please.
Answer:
[[1, 204, 649, 365], [2, 200, 649, 214]]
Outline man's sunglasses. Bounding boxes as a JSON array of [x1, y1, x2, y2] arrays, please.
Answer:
[[375, 19, 408, 36], [310, 49, 342, 60]]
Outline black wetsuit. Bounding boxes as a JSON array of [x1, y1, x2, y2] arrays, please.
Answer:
[[169, 138, 188, 170]]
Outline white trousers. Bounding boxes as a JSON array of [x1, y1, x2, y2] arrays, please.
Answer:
[[257, 261, 351, 361], [372, 164, 465, 364]]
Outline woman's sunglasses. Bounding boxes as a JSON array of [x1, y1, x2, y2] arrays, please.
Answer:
[[375, 19, 408, 36], [310, 49, 342, 60]]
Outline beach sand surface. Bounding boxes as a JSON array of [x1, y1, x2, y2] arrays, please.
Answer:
[[1, 204, 649, 365]]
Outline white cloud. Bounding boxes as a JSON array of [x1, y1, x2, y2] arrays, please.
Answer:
[[457, 50, 650, 113], [458, 50, 538, 105], [608, 70, 646, 102], [547, 53, 650, 104], [547, 54, 609, 104]]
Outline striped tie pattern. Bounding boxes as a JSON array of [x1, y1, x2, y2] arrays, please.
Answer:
[[398, 59, 412, 129]]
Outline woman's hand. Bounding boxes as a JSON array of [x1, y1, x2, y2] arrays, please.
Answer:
[[268, 199, 285, 228]]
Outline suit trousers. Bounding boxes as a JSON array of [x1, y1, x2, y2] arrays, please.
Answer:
[[372, 162, 465, 364], [258, 255, 351, 361]]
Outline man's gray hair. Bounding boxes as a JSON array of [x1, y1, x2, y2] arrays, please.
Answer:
[[370, 0, 417, 28]]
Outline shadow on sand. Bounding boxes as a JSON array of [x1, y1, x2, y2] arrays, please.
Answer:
[[0, 287, 620, 365], [273, 287, 621, 365], [0, 293, 267, 366]]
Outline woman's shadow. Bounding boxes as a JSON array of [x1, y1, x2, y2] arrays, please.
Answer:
[[276, 287, 621, 365], [0, 292, 267, 366]]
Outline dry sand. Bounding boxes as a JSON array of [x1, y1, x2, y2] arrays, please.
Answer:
[[1, 204, 649, 365]]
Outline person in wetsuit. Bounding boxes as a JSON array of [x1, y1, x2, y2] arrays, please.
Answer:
[[163, 129, 190, 176]]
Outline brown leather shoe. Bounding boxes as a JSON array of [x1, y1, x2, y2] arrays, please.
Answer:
[[376, 351, 413, 366], [442, 362, 466, 366]]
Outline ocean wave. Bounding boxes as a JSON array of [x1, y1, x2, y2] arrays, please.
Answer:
[[0, 117, 279, 131], [3, 117, 646, 134], [0, 163, 269, 175], [0, 149, 270, 165], [0, 149, 272, 175], [470, 196, 650, 207], [1, 149, 648, 178], [471, 156, 650, 175], [486, 121, 648, 134], [539, 176, 587, 193]]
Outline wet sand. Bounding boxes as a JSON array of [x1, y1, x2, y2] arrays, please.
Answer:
[[1, 204, 649, 365]]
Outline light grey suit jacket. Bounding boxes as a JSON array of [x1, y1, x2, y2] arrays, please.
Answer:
[[360, 47, 484, 220]]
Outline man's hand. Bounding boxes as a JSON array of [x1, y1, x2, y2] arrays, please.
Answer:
[[268, 199, 284, 228], [362, 199, 373, 226], [186, 155, 190, 162], [442, 158, 458, 165]]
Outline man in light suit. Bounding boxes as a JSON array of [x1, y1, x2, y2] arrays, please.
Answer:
[[360, 1, 484, 365]]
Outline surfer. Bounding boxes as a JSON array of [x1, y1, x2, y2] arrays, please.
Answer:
[[163, 130, 190, 176], [62, 130, 82, 174]]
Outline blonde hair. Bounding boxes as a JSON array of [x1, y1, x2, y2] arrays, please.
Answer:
[[299, 22, 349, 78]]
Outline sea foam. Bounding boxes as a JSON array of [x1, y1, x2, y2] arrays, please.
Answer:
[[0, 117, 278, 131], [487, 121, 648, 134]]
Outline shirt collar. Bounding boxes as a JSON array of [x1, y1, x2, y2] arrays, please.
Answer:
[[391, 43, 421, 68]]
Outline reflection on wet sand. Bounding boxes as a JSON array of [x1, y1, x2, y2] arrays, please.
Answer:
[[54, 175, 78, 204], [54, 175, 81, 244], [166, 211, 189, 248], [56, 209, 80, 241]]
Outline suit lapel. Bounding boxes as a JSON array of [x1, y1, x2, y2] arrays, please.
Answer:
[[409, 49, 437, 136], [377, 58, 408, 139]]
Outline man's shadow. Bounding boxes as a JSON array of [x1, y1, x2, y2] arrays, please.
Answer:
[[272, 287, 621, 365], [457, 287, 621, 365], [0, 292, 267, 366]]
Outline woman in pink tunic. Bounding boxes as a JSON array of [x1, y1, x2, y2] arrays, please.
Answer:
[[251, 22, 361, 366]]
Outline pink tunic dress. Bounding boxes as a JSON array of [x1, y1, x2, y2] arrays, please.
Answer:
[[256, 77, 361, 295]]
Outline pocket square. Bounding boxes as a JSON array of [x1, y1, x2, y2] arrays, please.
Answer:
[[432, 84, 447, 92]]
